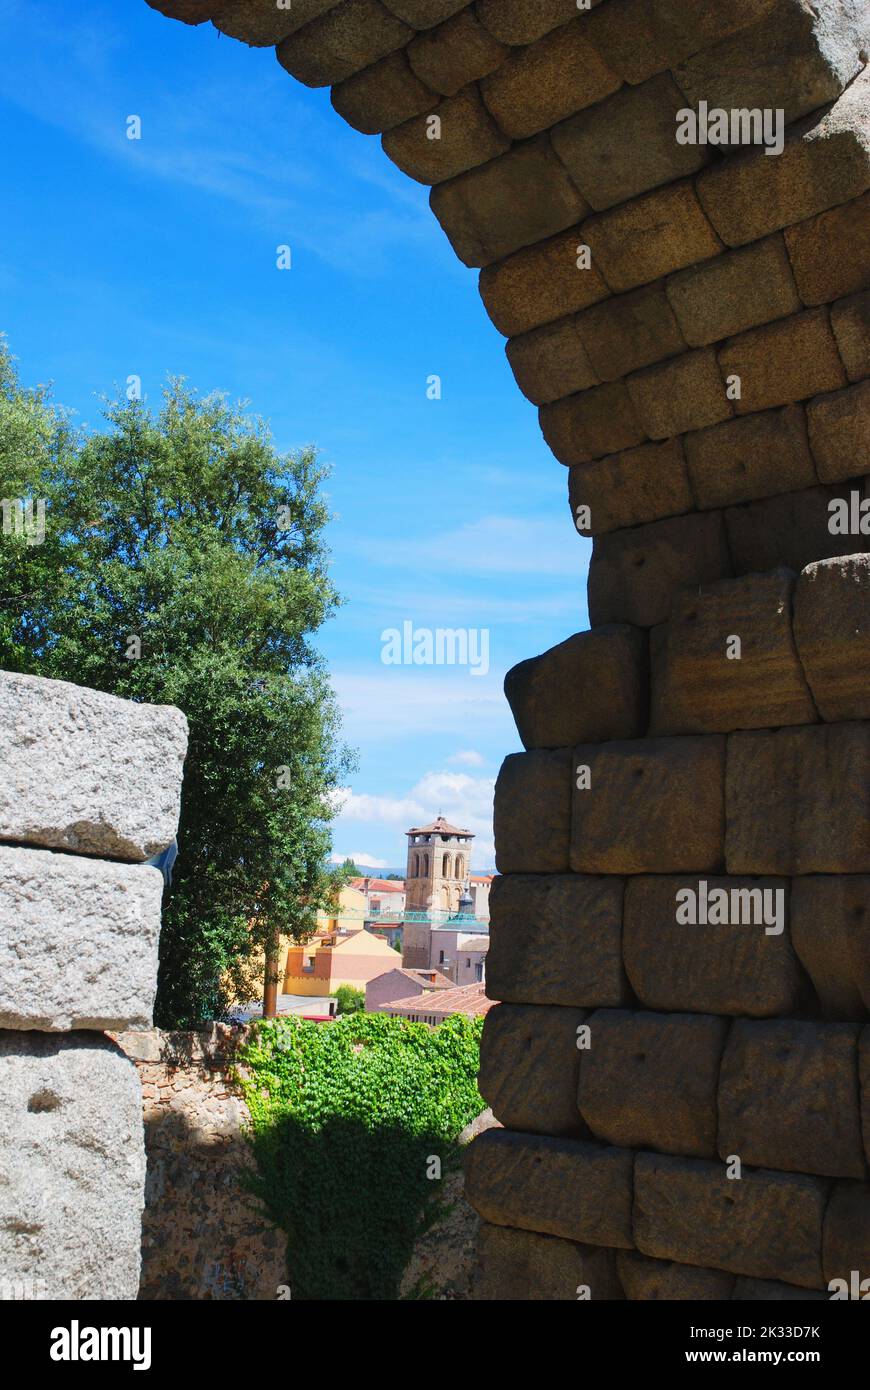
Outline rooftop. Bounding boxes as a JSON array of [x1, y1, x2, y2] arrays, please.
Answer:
[[385, 982, 493, 1020], [406, 815, 472, 837]]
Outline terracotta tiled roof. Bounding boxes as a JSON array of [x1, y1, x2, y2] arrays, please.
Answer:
[[406, 815, 472, 836], [385, 982, 493, 1020], [349, 877, 405, 893], [392, 967, 453, 990]]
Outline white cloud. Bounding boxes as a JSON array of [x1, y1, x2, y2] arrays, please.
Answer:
[[331, 669, 513, 744], [329, 851, 388, 869], [334, 768, 496, 867], [449, 749, 486, 767]]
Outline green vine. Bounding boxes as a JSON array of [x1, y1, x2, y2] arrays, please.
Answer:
[[236, 1012, 484, 1300]]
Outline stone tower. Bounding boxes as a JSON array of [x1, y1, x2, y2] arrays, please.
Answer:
[[405, 815, 474, 916]]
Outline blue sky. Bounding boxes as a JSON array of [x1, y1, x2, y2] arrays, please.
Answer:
[[1, 0, 591, 868]]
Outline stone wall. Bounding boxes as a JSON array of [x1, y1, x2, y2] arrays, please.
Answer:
[[145, 0, 870, 1298], [0, 671, 187, 1300], [115, 1026, 287, 1300]]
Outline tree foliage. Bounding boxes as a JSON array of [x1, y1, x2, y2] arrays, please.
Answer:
[[0, 344, 353, 1024]]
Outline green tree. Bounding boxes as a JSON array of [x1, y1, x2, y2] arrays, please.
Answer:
[[0, 345, 353, 1025], [331, 984, 365, 1015]]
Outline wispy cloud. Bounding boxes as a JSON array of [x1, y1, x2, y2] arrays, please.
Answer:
[[449, 749, 487, 767], [353, 514, 587, 578], [0, 0, 442, 277]]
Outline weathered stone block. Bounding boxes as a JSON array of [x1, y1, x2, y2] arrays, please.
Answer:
[[674, 0, 868, 128], [540, 382, 646, 465], [584, 180, 722, 293], [479, 226, 610, 339], [684, 404, 816, 511], [145, 0, 216, 20], [790, 875, 870, 1020], [573, 283, 686, 384], [696, 70, 870, 246], [627, 347, 732, 439], [724, 484, 860, 578], [382, 0, 467, 25], [726, 723, 870, 874], [617, 1251, 735, 1300], [569, 438, 693, 534], [793, 553, 870, 720], [504, 625, 648, 749], [382, 85, 509, 185], [478, 1003, 588, 1138], [666, 235, 801, 348], [588, 511, 732, 629], [430, 135, 589, 268], [831, 288, 870, 382], [486, 874, 630, 1010], [275, 0, 412, 87], [552, 74, 709, 212], [578, 1009, 728, 1156], [475, 0, 595, 46], [493, 748, 573, 874], [732, 1277, 827, 1301], [407, 10, 508, 98], [863, 1030, 870, 1166], [571, 734, 726, 874], [583, 0, 777, 87], [718, 307, 847, 416], [806, 378, 870, 483], [821, 1181, 870, 1287], [0, 845, 163, 1032], [464, 1128, 634, 1249], [0, 670, 187, 861], [332, 50, 437, 135], [506, 316, 599, 406], [634, 1152, 829, 1288], [785, 191, 870, 306], [212, 0, 335, 44], [481, 19, 620, 142], [650, 569, 816, 734], [0, 1032, 145, 1299], [719, 1019, 865, 1179], [623, 875, 804, 1018], [475, 1223, 624, 1300]]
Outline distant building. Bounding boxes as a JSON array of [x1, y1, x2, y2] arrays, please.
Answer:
[[349, 875, 406, 948], [278, 923, 398, 998], [430, 930, 489, 985], [405, 815, 474, 916], [365, 966, 452, 1014], [469, 875, 493, 923], [379, 981, 494, 1026], [403, 816, 481, 969]]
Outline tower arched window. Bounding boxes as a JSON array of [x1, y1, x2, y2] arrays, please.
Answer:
[[412, 852, 419, 877], [455, 857, 463, 880], [442, 853, 450, 878], [423, 853, 429, 875]]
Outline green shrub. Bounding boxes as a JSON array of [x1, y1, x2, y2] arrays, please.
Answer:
[[331, 984, 365, 1015], [237, 1012, 483, 1300]]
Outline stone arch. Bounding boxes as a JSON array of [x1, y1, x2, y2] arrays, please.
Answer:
[[145, 0, 870, 1303]]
